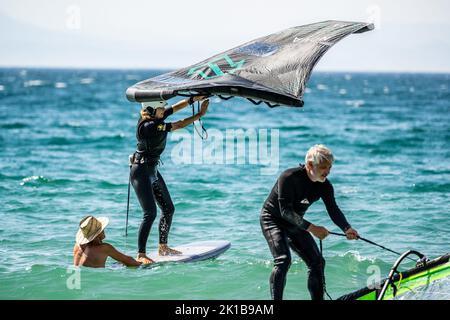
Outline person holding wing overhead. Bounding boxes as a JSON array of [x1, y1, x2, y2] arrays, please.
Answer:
[[130, 96, 209, 264]]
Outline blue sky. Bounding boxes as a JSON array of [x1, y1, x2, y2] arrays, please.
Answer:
[[1, 0, 449, 72]]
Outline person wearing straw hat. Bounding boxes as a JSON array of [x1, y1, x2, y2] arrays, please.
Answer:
[[73, 216, 143, 268]]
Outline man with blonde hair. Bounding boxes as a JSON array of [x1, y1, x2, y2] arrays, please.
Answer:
[[260, 144, 359, 300]]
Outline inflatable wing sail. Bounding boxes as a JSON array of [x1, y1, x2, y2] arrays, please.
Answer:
[[126, 20, 373, 107]]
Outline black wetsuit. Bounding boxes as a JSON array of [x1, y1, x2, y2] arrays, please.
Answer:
[[130, 107, 174, 253], [260, 164, 351, 300]]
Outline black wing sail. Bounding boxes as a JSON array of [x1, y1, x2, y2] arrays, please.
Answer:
[[126, 20, 373, 107]]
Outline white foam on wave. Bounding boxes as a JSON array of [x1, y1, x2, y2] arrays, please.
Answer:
[[345, 100, 365, 108], [65, 121, 83, 127], [24, 80, 44, 87], [55, 82, 67, 89], [344, 74, 352, 81], [305, 87, 312, 93], [340, 186, 359, 194], [20, 175, 44, 186], [0, 85, 4, 91], [339, 250, 377, 263], [317, 84, 328, 91], [339, 88, 347, 95], [80, 78, 94, 84]]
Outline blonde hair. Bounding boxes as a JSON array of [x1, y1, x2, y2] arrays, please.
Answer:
[[305, 144, 334, 167]]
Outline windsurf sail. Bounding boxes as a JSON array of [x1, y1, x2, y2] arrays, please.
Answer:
[[337, 252, 450, 300], [126, 20, 374, 107]]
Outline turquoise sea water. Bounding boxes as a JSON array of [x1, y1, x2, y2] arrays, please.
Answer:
[[0, 68, 449, 299]]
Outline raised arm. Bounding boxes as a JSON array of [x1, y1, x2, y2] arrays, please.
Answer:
[[171, 96, 207, 113], [170, 99, 209, 131], [104, 244, 142, 267]]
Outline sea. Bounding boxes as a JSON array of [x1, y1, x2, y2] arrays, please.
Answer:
[[0, 68, 449, 299]]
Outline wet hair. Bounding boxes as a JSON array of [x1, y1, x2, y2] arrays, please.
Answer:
[[305, 144, 334, 167], [140, 107, 156, 120]]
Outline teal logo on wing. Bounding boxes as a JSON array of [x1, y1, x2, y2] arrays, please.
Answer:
[[188, 54, 245, 80]]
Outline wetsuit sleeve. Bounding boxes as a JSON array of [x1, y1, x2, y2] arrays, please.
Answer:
[[321, 182, 351, 232], [141, 121, 172, 136], [162, 107, 174, 120], [278, 172, 312, 230]]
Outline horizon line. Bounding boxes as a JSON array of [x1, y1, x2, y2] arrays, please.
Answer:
[[1, 65, 450, 75]]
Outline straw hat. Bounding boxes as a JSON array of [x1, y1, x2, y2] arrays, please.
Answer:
[[76, 216, 109, 245]]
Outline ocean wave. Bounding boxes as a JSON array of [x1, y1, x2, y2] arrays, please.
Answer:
[[345, 99, 365, 108], [278, 125, 311, 132], [340, 186, 360, 194], [20, 175, 49, 186], [418, 168, 450, 175], [16, 175, 130, 193], [55, 82, 67, 89], [334, 250, 379, 264], [19, 176, 90, 187], [96, 180, 125, 188], [0, 172, 30, 181], [410, 126, 426, 133], [181, 188, 227, 200], [41, 134, 126, 146], [0, 122, 29, 129], [24, 80, 46, 87], [44, 137, 73, 145], [58, 121, 88, 128], [412, 182, 450, 193], [378, 137, 424, 148], [80, 78, 94, 84]]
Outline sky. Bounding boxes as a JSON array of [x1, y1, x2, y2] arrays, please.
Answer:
[[0, 0, 449, 72]]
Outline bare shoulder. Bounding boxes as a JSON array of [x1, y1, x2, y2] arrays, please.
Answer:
[[99, 242, 113, 250], [98, 243, 119, 254]]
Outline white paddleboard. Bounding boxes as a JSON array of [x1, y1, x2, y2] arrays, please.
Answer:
[[147, 240, 231, 263]]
